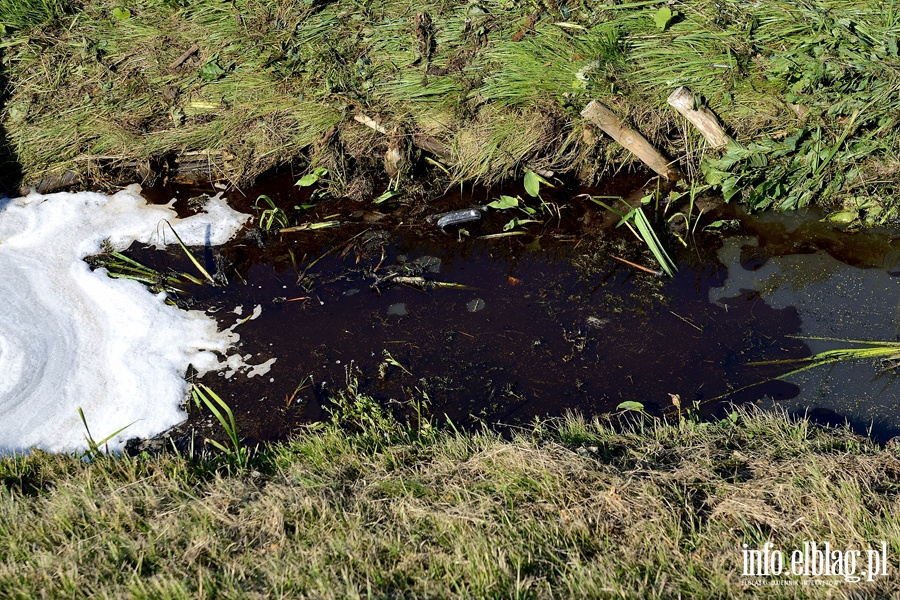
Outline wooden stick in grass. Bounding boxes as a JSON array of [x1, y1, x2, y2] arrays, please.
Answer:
[[581, 101, 679, 180], [167, 44, 200, 71], [666, 86, 733, 149]]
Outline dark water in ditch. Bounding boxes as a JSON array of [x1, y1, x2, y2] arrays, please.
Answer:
[[133, 172, 900, 445]]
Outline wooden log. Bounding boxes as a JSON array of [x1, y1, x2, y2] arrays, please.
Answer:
[[666, 86, 733, 149], [32, 170, 80, 195], [580, 100, 679, 179]]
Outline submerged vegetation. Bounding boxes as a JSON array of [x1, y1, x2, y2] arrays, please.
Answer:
[[0, 0, 897, 218], [2, 393, 899, 597]]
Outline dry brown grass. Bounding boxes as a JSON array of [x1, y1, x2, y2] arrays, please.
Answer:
[[1, 400, 899, 598]]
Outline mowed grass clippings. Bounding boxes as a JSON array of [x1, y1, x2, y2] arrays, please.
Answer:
[[0, 0, 897, 215], [1, 404, 899, 598]]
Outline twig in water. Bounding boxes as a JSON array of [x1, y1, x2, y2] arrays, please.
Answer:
[[611, 255, 663, 277]]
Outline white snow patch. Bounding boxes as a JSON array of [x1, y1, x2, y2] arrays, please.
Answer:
[[0, 185, 250, 453]]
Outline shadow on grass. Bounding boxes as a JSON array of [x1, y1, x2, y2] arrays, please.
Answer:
[[0, 56, 22, 196]]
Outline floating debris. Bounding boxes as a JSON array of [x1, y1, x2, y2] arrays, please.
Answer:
[[467, 298, 486, 313], [414, 255, 442, 274], [427, 207, 486, 230], [586, 316, 610, 329]]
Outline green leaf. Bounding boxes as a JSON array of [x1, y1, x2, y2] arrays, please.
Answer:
[[487, 195, 519, 210], [652, 6, 675, 30], [296, 167, 328, 187], [373, 189, 402, 204], [703, 219, 736, 231], [824, 210, 858, 224], [199, 60, 226, 81], [632, 207, 677, 277], [524, 170, 540, 197], [503, 218, 540, 231], [617, 401, 646, 413], [112, 7, 131, 19], [523, 170, 553, 197], [720, 176, 742, 202]]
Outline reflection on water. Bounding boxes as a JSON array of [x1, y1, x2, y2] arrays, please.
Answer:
[[713, 225, 900, 442]]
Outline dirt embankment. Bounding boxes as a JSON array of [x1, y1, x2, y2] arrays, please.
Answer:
[[0, 0, 898, 221]]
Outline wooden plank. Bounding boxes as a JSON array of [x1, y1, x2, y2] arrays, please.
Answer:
[[581, 100, 679, 179]]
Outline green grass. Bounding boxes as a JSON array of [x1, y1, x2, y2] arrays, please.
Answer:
[[1, 393, 899, 597], [0, 0, 74, 31], [753, 336, 900, 378], [0, 0, 898, 215]]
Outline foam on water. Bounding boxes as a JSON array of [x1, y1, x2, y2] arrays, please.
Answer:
[[0, 185, 249, 452]]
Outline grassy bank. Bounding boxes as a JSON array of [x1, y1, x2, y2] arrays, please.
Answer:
[[2, 395, 899, 598], [0, 0, 898, 217]]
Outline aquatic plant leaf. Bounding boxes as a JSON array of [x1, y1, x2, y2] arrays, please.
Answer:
[[487, 195, 519, 210], [703, 219, 737, 231], [524, 171, 541, 197], [632, 207, 677, 277], [824, 210, 858, 224], [617, 401, 646, 413], [162, 221, 216, 285], [373, 189, 402, 204], [524, 170, 553, 197], [296, 167, 328, 187], [503, 218, 540, 231]]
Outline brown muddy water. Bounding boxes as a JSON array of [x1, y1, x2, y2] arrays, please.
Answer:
[[129, 171, 900, 446]]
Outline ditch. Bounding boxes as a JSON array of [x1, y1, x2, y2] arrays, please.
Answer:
[[124, 170, 900, 448]]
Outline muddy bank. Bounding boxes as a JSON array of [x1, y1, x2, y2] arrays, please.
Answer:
[[1, 0, 898, 220]]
